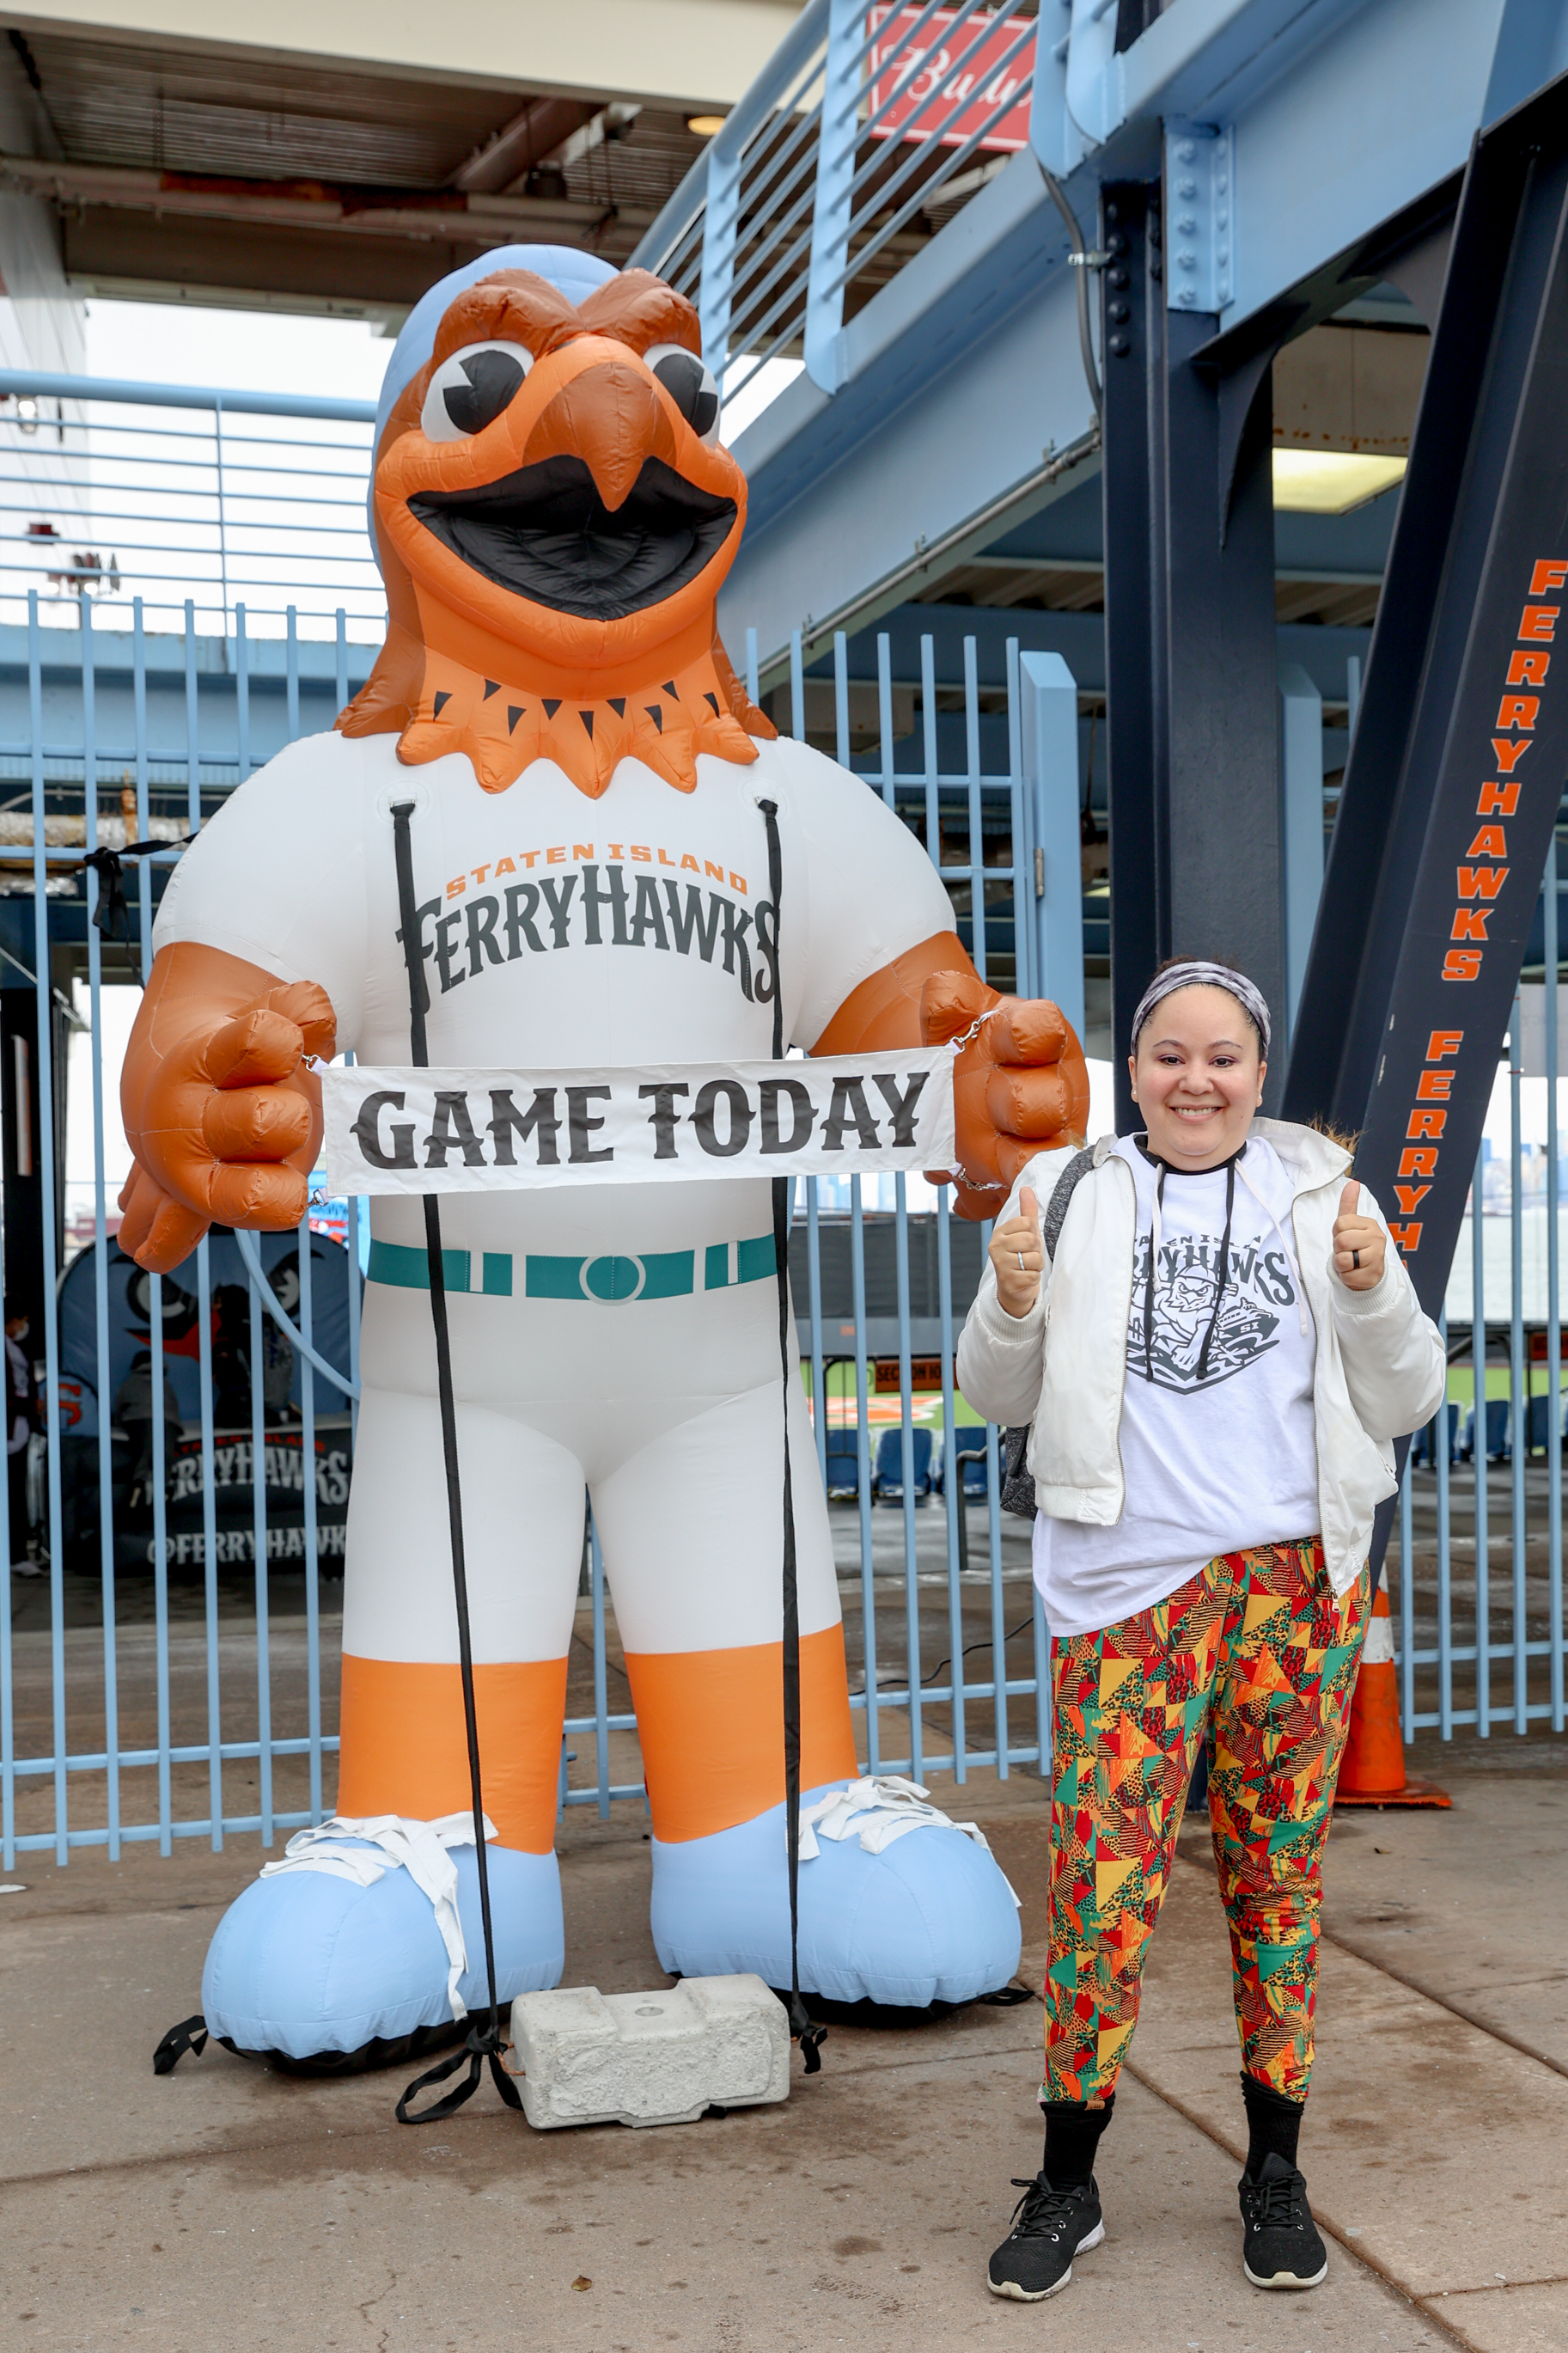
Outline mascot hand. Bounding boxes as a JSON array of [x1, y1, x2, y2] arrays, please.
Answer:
[[118, 943, 337, 1273], [920, 968, 1089, 1220]]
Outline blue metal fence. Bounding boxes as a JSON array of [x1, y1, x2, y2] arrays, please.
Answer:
[[0, 372, 1070, 1865], [3, 358, 1564, 1871]]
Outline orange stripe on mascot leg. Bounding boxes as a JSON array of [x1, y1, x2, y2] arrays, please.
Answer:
[[119, 243, 1085, 2068]]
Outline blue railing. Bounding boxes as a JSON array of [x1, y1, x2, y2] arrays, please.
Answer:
[[0, 370, 379, 641], [633, 0, 1036, 402]]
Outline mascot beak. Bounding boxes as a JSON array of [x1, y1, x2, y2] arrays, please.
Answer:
[[522, 358, 677, 513]]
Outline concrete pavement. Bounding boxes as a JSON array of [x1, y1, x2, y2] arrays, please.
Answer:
[[1, 1731, 1562, 2351]]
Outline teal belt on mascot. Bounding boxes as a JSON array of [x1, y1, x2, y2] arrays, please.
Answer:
[[366, 1232, 778, 1300]]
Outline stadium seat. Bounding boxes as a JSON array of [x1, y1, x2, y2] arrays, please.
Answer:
[[872, 1425, 933, 1501], [823, 1432, 863, 1501]]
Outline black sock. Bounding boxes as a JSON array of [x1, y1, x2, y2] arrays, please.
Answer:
[[1041, 2092, 1114, 2191], [1241, 2073, 1303, 2177]]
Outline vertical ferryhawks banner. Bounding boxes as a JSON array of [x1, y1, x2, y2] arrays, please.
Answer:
[[320, 1048, 957, 1195]]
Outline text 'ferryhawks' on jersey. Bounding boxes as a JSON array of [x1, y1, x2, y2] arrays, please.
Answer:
[[402, 860, 773, 1006]]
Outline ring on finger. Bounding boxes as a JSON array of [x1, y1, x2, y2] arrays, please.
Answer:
[[1351, 1248, 1360, 1270], [1016, 1249, 1025, 1271]]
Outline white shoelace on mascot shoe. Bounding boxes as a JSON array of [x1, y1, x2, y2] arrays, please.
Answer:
[[260, 1811, 497, 2018], [796, 1775, 1020, 1904]]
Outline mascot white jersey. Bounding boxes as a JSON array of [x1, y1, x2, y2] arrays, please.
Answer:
[[119, 246, 1089, 2066]]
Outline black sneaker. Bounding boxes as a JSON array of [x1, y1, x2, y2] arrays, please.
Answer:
[[987, 2173, 1104, 2301], [1239, 2151, 1328, 2288]]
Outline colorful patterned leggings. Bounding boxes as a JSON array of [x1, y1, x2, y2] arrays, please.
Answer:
[[1044, 1538, 1370, 2105]]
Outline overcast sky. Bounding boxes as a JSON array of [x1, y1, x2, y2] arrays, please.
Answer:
[[84, 299, 394, 404]]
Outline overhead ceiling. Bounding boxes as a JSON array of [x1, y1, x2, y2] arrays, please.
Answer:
[[26, 29, 522, 185], [0, 18, 719, 319]]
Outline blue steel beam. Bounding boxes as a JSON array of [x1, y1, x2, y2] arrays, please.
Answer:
[[1284, 68, 1568, 1317], [809, 602, 1370, 705], [720, 0, 1566, 675], [0, 610, 1365, 790], [0, 626, 375, 788]]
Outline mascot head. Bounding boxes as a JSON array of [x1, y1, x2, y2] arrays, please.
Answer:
[[339, 244, 772, 798]]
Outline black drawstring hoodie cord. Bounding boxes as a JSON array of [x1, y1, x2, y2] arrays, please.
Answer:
[[1143, 1160, 1167, 1384], [1138, 1140, 1242, 1387], [1197, 1155, 1237, 1384]]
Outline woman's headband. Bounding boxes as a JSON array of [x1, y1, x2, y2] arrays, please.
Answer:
[[1131, 962, 1272, 1056]]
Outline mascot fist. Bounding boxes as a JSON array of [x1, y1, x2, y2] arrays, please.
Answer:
[[119, 942, 337, 1273], [921, 968, 1089, 1219]]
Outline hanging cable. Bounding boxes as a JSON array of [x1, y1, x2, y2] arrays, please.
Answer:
[[759, 793, 825, 2078], [1040, 166, 1105, 423]]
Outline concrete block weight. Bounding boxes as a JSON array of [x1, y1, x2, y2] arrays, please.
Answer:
[[508, 1972, 791, 2129]]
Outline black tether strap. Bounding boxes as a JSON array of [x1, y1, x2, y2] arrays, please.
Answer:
[[759, 797, 824, 2078], [389, 798, 522, 2127], [82, 834, 196, 941], [153, 2014, 208, 2075]]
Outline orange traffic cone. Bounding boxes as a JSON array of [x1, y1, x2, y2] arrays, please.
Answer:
[[1334, 1570, 1450, 1808]]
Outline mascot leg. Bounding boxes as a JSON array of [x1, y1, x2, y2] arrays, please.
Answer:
[[200, 1386, 573, 2063], [595, 1376, 1022, 2009]]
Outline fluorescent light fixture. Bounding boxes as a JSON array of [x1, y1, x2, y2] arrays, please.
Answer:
[[1272, 449, 1407, 514], [686, 114, 726, 138]]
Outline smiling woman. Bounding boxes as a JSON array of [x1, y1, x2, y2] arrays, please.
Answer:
[[956, 954, 1447, 2308]]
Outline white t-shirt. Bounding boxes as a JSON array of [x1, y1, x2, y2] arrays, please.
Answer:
[[152, 727, 956, 1268], [1033, 1135, 1321, 1637]]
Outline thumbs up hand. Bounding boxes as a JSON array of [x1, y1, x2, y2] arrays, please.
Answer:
[[989, 1183, 1045, 1318], [1333, 1177, 1385, 1292]]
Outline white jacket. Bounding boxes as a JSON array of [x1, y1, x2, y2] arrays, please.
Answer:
[[955, 1119, 1447, 1599]]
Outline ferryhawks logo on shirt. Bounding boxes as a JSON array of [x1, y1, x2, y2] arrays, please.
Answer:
[[1128, 1232, 1297, 1391]]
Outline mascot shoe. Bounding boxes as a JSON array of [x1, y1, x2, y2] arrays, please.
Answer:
[[201, 1815, 563, 2065], [649, 1778, 1022, 2009]]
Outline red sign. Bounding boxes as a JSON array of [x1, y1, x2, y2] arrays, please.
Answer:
[[866, 6, 1034, 153]]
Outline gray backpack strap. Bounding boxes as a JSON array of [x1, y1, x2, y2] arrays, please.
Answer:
[[1000, 1146, 1096, 1519], [1041, 1146, 1095, 1264]]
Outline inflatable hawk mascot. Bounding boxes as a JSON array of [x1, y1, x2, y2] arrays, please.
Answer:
[[119, 247, 1089, 2065]]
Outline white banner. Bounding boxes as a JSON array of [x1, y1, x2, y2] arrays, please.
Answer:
[[320, 1049, 956, 1195]]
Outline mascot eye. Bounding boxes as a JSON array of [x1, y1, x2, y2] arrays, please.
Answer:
[[644, 343, 721, 444], [421, 341, 534, 442]]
